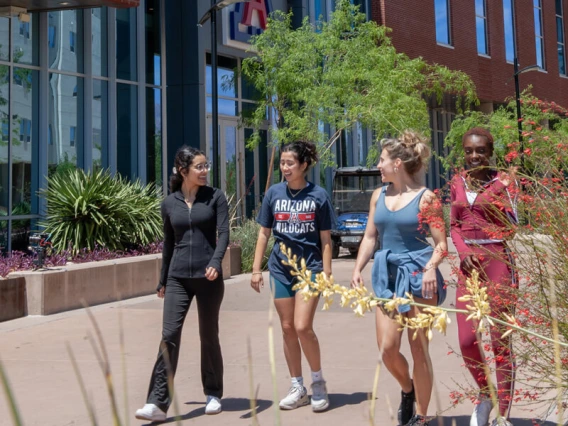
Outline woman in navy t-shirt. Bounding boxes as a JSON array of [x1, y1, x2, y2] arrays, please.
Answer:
[[251, 141, 334, 412]]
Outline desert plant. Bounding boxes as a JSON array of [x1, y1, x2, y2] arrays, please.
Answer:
[[39, 169, 163, 254], [230, 217, 273, 273]]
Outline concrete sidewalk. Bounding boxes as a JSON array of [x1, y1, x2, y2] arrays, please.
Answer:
[[0, 253, 553, 426]]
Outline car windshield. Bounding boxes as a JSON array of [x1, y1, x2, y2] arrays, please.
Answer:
[[333, 173, 381, 213]]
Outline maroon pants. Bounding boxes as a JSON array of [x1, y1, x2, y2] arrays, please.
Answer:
[[456, 243, 516, 417]]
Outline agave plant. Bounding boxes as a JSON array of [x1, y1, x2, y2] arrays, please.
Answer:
[[40, 169, 163, 254]]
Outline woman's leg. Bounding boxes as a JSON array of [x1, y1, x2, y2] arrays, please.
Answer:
[[194, 276, 225, 399], [147, 277, 194, 412], [406, 297, 437, 417], [274, 295, 302, 377], [293, 290, 321, 372], [484, 247, 517, 418], [376, 307, 408, 389], [456, 271, 489, 392]]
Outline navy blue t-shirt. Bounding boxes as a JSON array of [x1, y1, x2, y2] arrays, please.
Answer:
[[257, 181, 335, 286]]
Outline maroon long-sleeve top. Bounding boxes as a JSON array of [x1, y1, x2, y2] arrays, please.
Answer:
[[450, 171, 517, 262]]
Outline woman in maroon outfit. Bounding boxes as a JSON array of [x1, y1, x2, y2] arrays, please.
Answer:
[[450, 128, 518, 426]]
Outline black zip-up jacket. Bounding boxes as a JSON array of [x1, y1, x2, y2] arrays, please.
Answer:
[[157, 186, 229, 290]]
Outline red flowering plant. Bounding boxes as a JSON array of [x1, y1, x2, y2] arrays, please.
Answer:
[[442, 89, 568, 420]]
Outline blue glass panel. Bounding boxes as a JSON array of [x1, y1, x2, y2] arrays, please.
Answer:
[[13, 14, 38, 65], [146, 0, 161, 85], [535, 37, 544, 68], [48, 11, 84, 73], [558, 17, 564, 43], [503, 0, 516, 62], [557, 0, 563, 16], [48, 74, 83, 176], [475, 0, 485, 17], [476, 17, 487, 54], [93, 79, 108, 170], [534, 7, 542, 36], [92, 8, 108, 77], [117, 83, 138, 178], [558, 45, 566, 75], [146, 87, 162, 187], [0, 65, 8, 215], [117, 8, 137, 81], [435, 0, 450, 44], [206, 97, 238, 116]]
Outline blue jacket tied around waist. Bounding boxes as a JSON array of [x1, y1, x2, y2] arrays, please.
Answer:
[[371, 246, 446, 313]]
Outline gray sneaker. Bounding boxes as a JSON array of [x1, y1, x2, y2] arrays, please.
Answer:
[[279, 385, 309, 410], [491, 417, 513, 426], [470, 394, 493, 426], [310, 380, 330, 412]]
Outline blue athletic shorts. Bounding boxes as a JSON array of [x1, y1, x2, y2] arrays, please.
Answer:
[[269, 274, 319, 299]]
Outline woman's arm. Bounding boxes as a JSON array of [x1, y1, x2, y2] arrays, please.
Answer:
[[251, 226, 272, 292], [157, 201, 174, 295], [206, 191, 230, 276], [320, 230, 332, 277], [420, 190, 448, 299], [350, 187, 381, 288]]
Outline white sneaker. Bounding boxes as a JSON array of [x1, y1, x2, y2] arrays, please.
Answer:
[[134, 403, 167, 422], [491, 417, 513, 426], [279, 385, 309, 410], [205, 396, 222, 415], [310, 380, 330, 412], [470, 395, 493, 426]]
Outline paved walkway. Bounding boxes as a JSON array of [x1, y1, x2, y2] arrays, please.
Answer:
[[0, 253, 555, 426]]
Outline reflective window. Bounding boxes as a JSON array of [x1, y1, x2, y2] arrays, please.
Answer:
[[503, 0, 516, 62], [48, 73, 83, 177], [12, 68, 38, 216], [476, 0, 488, 55], [92, 8, 108, 77], [0, 18, 9, 61], [13, 14, 38, 65], [534, 0, 545, 69], [146, 87, 162, 188], [117, 8, 137, 81], [206, 55, 238, 97], [48, 10, 84, 73], [557, 0, 566, 75], [0, 66, 8, 215], [93, 79, 108, 171], [117, 83, 138, 178], [146, 0, 161, 85], [434, 0, 451, 45]]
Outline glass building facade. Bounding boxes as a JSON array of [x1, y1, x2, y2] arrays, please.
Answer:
[[0, 1, 165, 252]]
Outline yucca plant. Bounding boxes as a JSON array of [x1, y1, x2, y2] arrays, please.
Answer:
[[40, 169, 163, 254], [230, 217, 273, 273]]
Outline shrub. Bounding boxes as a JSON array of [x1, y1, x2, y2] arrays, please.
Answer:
[[40, 169, 163, 254], [230, 217, 273, 273]]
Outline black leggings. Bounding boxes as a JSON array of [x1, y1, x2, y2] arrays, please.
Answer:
[[146, 275, 224, 412]]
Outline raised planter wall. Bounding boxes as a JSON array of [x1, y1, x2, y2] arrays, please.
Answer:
[[0, 276, 26, 322], [5, 254, 162, 317]]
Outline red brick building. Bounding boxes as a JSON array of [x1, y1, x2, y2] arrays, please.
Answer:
[[371, 0, 568, 110]]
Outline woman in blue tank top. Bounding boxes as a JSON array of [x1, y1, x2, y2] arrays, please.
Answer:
[[351, 131, 447, 426]]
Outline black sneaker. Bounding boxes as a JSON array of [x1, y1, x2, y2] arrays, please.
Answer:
[[407, 415, 429, 426], [398, 381, 415, 426]]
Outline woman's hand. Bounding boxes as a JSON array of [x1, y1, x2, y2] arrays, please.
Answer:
[[422, 268, 437, 299], [461, 255, 481, 274], [498, 166, 517, 187], [157, 287, 165, 298], [350, 270, 364, 288], [250, 272, 264, 293], [205, 266, 219, 281]]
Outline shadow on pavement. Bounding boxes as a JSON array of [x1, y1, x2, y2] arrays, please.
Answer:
[[327, 391, 370, 411], [435, 416, 556, 426], [142, 397, 273, 424]]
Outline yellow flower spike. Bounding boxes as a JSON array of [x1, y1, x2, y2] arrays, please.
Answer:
[[501, 328, 514, 338], [427, 328, 433, 341]]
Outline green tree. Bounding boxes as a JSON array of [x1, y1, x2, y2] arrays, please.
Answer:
[[241, 0, 477, 168]]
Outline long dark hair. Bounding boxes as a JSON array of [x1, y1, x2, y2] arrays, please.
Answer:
[[169, 145, 206, 193], [281, 141, 318, 170]]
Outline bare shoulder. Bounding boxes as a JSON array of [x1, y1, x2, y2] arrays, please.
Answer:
[[371, 186, 384, 202], [419, 189, 440, 209]]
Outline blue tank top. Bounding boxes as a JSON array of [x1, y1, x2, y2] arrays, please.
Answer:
[[374, 186, 430, 254]]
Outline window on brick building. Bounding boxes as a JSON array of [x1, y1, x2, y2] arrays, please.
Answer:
[[503, 0, 516, 63], [557, 0, 566, 75], [534, 0, 545, 69], [435, 0, 452, 46], [476, 0, 489, 55]]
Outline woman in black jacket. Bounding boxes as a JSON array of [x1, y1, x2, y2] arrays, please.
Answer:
[[135, 146, 229, 422]]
